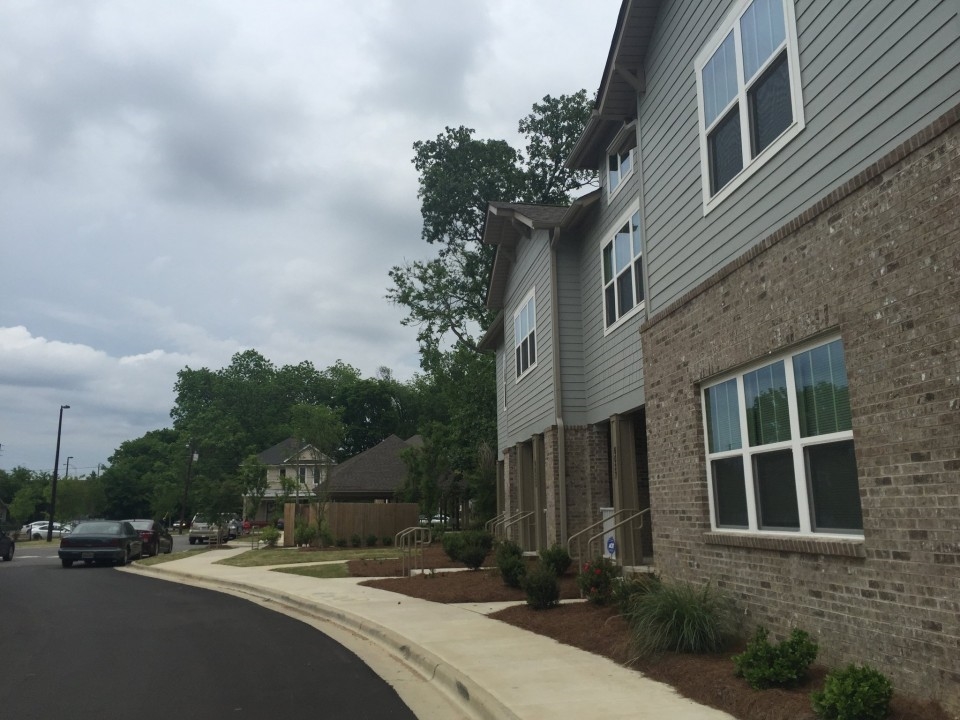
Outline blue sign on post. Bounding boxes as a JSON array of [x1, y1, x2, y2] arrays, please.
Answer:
[[606, 536, 616, 556]]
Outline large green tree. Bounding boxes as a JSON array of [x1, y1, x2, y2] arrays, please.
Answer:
[[389, 91, 595, 523]]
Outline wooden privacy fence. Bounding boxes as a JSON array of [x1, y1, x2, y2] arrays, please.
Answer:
[[284, 502, 420, 544]]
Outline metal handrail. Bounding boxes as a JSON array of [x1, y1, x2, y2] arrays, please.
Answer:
[[585, 508, 650, 568], [395, 526, 431, 576], [567, 508, 638, 567], [485, 511, 508, 534], [492, 510, 534, 544]]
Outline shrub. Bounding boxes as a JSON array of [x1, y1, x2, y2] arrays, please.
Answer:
[[495, 539, 523, 566], [319, 528, 334, 547], [381, 536, 393, 547], [461, 529, 494, 552], [259, 525, 280, 547], [365, 533, 378, 547], [539, 544, 572, 577], [350, 533, 362, 548], [294, 522, 318, 547], [625, 580, 734, 655], [442, 532, 465, 562], [577, 557, 621, 605], [733, 626, 819, 689], [613, 573, 661, 614], [498, 555, 527, 588], [335, 537, 347, 548], [459, 543, 489, 570], [811, 664, 893, 720], [523, 566, 560, 610]]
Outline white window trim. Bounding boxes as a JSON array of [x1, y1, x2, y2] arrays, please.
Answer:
[[513, 287, 537, 382], [695, 0, 805, 215], [601, 202, 645, 336], [701, 334, 861, 538]]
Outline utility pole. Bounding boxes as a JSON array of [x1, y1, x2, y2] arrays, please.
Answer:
[[178, 445, 197, 535], [47, 405, 70, 541]]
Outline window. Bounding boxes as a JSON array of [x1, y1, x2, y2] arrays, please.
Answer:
[[513, 290, 536, 379], [702, 338, 862, 535], [602, 210, 644, 329], [299, 466, 306, 484], [279, 467, 286, 478], [696, 0, 803, 209], [608, 149, 633, 195]]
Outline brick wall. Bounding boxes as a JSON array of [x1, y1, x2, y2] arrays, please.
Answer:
[[564, 424, 613, 555], [640, 108, 960, 711]]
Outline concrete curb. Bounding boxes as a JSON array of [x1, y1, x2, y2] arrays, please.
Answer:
[[126, 562, 518, 720]]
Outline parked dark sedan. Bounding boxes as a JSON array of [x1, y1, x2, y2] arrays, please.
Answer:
[[58, 520, 143, 568], [124, 519, 173, 557], [0, 528, 14, 561]]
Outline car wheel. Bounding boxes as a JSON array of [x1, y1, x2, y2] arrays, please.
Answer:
[[2, 546, 13, 561], [61, 559, 73, 568], [165, 541, 172, 554], [189, 537, 196, 545], [116, 547, 128, 566], [33, 533, 41, 540]]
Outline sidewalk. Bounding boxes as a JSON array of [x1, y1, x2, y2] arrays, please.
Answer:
[[126, 550, 734, 720]]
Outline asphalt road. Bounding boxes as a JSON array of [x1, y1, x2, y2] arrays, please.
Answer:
[[0, 545, 419, 720]]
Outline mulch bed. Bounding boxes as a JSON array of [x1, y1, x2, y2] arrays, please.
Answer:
[[346, 545, 953, 720]]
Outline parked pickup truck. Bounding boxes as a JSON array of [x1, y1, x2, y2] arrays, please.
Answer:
[[188, 515, 227, 545]]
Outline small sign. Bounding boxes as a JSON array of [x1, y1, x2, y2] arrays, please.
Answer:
[[606, 536, 616, 555]]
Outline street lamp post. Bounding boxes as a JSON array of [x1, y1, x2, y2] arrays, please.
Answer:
[[65, 456, 73, 479], [178, 446, 197, 535], [47, 404, 70, 542]]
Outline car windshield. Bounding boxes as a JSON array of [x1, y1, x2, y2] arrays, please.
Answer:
[[129, 521, 153, 530], [72, 522, 121, 535]]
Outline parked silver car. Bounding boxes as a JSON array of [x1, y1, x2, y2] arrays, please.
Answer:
[[188, 515, 227, 545]]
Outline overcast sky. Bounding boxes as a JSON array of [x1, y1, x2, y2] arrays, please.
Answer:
[[0, 0, 621, 475]]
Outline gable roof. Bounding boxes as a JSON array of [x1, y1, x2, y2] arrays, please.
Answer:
[[480, 193, 601, 331], [567, 0, 662, 170], [257, 438, 332, 466], [327, 434, 419, 495]]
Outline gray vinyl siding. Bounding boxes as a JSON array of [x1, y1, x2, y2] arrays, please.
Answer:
[[556, 241, 586, 424], [578, 156, 646, 425], [500, 228, 555, 451], [496, 349, 508, 453], [640, 0, 960, 317]]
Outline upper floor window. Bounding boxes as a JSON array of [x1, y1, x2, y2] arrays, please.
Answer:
[[702, 337, 862, 536], [608, 149, 633, 195], [606, 120, 637, 199], [513, 290, 536, 379], [696, 0, 804, 211], [602, 210, 644, 330]]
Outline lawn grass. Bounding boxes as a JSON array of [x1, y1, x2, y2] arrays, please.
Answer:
[[216, 547, 401, 567], [271, 563, 351, 579]]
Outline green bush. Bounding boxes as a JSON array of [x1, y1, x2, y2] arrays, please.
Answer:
[[381, 536, 393, 547], [350, 533, 362, 548], [294, 522, 318, 547], [365, 533, 378, 547], [442, 532, 465, 562], [319, 528, 334, 547], [259, 525, 280, 547], [539, 544, 572, 577], [811, 664, 893, 720], [335, 537, 347, 548], [625, 580, 734, 655], [577, 557, 621, 605], [613, 573, 661, 614], [733, 626, 819, 689], [523, 566, 560, 610], [461, 529, 494, 552], [495, 539, 523, 565], [498, 555, 527, 588], [459, 543, 490, 570]]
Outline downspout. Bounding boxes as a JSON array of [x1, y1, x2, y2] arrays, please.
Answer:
[[550, 229, 568, 545]]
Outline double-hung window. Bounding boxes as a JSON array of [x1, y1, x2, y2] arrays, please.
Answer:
[[696, 0, 803, 210], [514, 290, 536, 379], [602, 210, 644, 330], [703, 337, 863, 535]]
